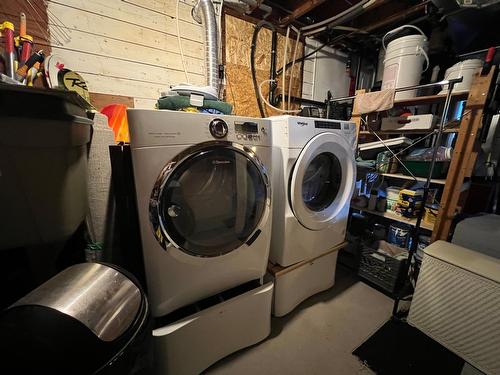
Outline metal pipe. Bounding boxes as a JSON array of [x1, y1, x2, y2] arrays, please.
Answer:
[[300, 0, 373, 32], [238, 0, 272, 19], [193, 0, 219, 91], [392, 76, 462, 317], [275, 94, 326, 107], [355, 54, 362, 90], [458, 45, 500, 58], [303, 2, 375, 37], [327, 78, 466, 103]]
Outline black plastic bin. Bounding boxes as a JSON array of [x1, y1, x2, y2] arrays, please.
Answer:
[[358, 246, 407, 294]]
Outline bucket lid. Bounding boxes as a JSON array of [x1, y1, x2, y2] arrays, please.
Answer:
[[386, 34, 427, 49], [446, 59, 482, 73]]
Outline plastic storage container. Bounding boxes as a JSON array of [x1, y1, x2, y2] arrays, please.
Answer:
[[0, 86, 92, 249], [402, 160, 450, 178], [381, 26, 429, 100], [439, 59, 482, 94], [359, 244, 407, 293]]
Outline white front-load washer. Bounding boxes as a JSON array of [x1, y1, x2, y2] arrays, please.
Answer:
[[128, 109, 273, 317], [269, 115, 357, 267]]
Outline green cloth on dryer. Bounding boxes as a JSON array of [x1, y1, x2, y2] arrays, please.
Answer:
[[157, 95, 233, 115]]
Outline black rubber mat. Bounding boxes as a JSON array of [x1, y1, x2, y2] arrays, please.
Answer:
[[353, 319, 465, 375]]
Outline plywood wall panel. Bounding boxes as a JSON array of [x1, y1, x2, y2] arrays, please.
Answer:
[[224, 14, 303, 117]]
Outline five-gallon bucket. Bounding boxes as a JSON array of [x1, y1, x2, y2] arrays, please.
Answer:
[[439, 59, 482, 95], [381, 25, 429, 100]]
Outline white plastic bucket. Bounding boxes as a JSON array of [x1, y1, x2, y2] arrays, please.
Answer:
[[439, 59, 482, 95], [381, 25, 429, 100]]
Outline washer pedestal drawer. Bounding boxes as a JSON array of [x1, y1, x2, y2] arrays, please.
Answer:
[[152, 281, 273, 375], [268, 242, 345, 317]]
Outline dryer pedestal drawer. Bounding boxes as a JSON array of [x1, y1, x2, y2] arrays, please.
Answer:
[[152, 281, 273, 375], [268, 242, 345, 317]]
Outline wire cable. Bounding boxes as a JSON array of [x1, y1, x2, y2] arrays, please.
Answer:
[[282, 26, 290, 110], [176, 0, 190, 83], [288, 28, 301, 111], [276, 40, 328, 76], [251, 20, 276, 117]]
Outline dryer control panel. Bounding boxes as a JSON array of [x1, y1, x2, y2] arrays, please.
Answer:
[[235, 121, 262, 141]]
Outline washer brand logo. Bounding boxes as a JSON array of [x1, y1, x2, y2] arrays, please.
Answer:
[[212, 160, 231, 165], [297, 121, 308, 127]]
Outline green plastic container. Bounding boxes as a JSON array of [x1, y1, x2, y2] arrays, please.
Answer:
[[401, 161, 450, 178]]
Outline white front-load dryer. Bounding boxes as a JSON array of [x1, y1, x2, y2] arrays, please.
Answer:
[[128, 109, 273, 317], [269, 115, 357, 267]]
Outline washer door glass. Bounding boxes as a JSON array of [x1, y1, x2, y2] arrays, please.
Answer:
[[302, 152, 342, 211], [159, 146, 267, 257], [289, 132, 356, 231]]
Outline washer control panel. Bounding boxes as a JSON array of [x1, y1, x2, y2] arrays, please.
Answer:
[[209, 119, 229, 139], [235, 121, 261, 141]]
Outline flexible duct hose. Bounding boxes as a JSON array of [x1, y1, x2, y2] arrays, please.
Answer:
[[193, 0, 219, 92]]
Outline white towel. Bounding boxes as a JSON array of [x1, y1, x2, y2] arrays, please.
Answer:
[[353, 89, 395, 115]]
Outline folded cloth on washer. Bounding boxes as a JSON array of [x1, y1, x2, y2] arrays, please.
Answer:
[[353, 89, 395, 115], [157, 95, 233, 115]]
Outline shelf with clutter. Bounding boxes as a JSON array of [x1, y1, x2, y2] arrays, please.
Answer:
[[334, 50, 496, 299]]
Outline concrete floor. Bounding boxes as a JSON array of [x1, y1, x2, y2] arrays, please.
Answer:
[[206, 266, 393, 375]]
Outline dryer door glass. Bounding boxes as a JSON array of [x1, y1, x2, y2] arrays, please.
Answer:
[[159, 146, 267, 257], [302, 152, 342, 211]]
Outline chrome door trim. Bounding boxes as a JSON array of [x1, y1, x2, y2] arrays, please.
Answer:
[[149, 140, 271, 256], [289, 132, 356, 231]]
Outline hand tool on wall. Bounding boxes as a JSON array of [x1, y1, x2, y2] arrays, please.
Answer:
[[1, 21, 17, 79], [26, 61, 41, 86], [481, 47, 496, 76], [19, 35, 33, 66], [19, 12, 27, 37], [16, 49, 44, 80]]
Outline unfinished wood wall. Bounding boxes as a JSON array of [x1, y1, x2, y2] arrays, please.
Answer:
[[0, 0, 208, 109], [2, 1, 310, 114], [224, 14, 303, 117], [45, 0, 207, 109]]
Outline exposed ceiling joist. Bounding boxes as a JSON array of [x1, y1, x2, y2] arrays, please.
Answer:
[[362, 0, 430, 33], [279, 0, 328, 26]]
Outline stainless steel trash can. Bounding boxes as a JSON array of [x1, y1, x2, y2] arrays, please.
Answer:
[[0, 263, 152, 374]]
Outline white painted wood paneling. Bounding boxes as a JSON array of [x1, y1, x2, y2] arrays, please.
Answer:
[[46, 0, 207, 103], [301, 37, 350, 102], [134, 98, 158, 109]]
